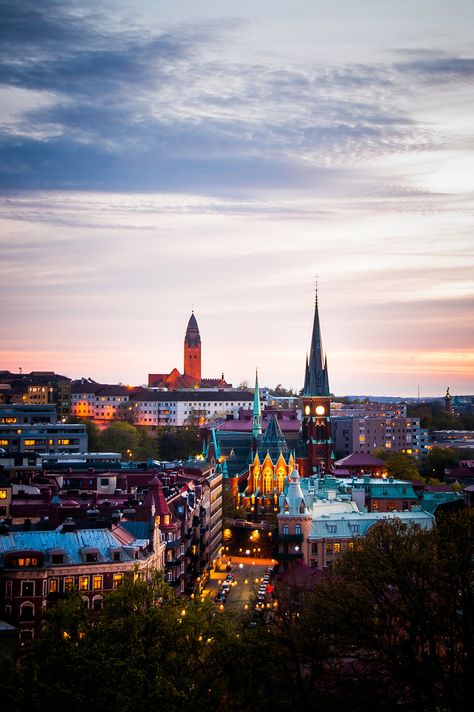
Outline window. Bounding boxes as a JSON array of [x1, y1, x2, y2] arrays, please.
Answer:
[[5, 580, 12, 597], [49, 579, 58, 593], [113, 573, 123, 589], [64, 577, 74, 591], [21, 581, 34, 596], [79, 576, 89, 591], [92, 595, 103, 610], [20, 603, 34, 621], [325, 543, 333, 554], [113, 552, 121, 562], [51, 553, 64, 564], [348, 542, 354, 551], [100, 478, 109, 486], [86, 552, 98, 563], [373, 500, 379, 511], [283, 524, 289, 535], [334, 543, 341, 554], [0, 489, 7, 499], [93, 575, 102, 590], [295, 524, 301, 535]]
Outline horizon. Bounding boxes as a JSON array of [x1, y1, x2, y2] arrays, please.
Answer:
[[1, 1, 473, 398]]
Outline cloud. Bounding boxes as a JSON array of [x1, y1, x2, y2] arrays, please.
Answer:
[[1, 0, 471, 196]]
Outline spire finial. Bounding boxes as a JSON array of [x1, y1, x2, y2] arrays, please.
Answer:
[[315, 275, 318, 307]]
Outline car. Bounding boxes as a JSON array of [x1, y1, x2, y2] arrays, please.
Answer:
[[225, 574, 235, 582], [221, 582, 231, 591], [214, 592, 226, 603]]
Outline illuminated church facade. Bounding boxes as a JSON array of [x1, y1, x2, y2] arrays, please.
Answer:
[[211, 291, 335, 520]]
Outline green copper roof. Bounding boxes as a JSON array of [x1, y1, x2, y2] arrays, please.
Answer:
[[258, 413, 289, 460]]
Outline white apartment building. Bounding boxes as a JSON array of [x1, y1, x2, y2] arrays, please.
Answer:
[[71, 381, 253, 427]]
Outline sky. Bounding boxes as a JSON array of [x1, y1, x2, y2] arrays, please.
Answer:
[[0, 0, 473, 397]]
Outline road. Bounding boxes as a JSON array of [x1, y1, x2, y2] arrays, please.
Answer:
[[202, 556, 277, 613]]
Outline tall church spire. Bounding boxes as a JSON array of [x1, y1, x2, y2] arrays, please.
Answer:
[[303, 285, 330, 397], [252, 369, 262, 439], [184, 312, 201, 383]]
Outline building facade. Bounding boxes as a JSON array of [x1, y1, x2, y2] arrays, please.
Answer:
[[0, 423, 88, 454], [332, 415, 423, 457], [0, 520, 165, 642]]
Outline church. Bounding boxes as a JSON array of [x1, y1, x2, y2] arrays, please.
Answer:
[[148, 312, 231, 390], [204, 291, 335, 520]]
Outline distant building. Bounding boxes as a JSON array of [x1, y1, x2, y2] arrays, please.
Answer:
[[331, 401, 408, 417], [148, 312, 232, 390], [71, 381, 253, 427], [430, 430, 474, 451], [0, 519, 165, 642], [0, 371, 71, 420], [332, 415, 423, 457], [0, 404, 57, 426], [277, 470, 435, 570], [0, 423, 88, 454]]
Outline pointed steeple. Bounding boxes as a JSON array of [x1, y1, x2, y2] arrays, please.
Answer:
[[252, 368, 262, 439], [184, 311, 201, 348], [259, 413, 289, 460], [303, 286, 330, 396]]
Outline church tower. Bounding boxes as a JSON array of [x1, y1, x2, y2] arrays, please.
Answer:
[[252, 369, 262, 440], [300, 288, 333, 476], [184, 312, 201, 383]]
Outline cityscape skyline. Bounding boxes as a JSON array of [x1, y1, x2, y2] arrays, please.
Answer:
[[1, 1, 473, 397]]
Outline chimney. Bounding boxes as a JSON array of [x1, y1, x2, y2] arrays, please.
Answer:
[[61, 517, 76, 533]]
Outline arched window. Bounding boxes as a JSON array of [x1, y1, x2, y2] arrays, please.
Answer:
[[92, 595, 103, 611], [20, 602, 34, 621]]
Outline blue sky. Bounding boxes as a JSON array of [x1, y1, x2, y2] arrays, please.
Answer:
[[1, 0, 473, 396]]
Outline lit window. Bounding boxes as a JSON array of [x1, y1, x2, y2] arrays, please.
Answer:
[[24, 440, 36, 446], [93, 575, 102, 590], [79, 576, 89, 591], [113, 574, 123, 589], [0, 489, 7, 500], [64, 577, 74, 591], [334, 543, 341, 553], [49, 579, 58, 593]]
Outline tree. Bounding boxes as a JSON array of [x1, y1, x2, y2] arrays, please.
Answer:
[[156, 426, 201, 460], [184, 407, 208, 426], [114, 400, 140, 425], [67, 417, 100, 450], [373, 449, 421, 481], [421, 446, 460, 480], [97, 422, 140, 459]]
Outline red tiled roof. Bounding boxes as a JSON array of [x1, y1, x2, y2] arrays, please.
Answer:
[[142, 476, 171, 518]]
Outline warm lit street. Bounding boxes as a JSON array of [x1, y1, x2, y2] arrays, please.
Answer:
[[202, 556, 277, 613]]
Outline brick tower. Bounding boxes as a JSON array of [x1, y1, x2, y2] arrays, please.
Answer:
[[184, 312, 201, 384], [298, 288, 333, 476]]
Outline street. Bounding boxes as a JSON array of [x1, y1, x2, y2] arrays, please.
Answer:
[[201, 556, 277, 613]]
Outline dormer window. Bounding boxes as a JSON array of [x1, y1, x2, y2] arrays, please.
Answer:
[[81, 547, 100, 563]]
